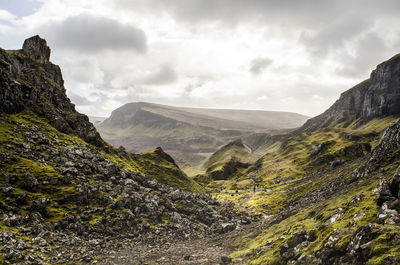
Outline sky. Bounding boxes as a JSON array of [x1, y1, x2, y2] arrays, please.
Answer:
[[0, 0, 399, 117]]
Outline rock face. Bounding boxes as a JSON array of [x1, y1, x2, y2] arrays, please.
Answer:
[[0, 35, 102, 146], [22, 35, 51, 63], [358, 120, 400, 176], [300, 53, 400, 132]]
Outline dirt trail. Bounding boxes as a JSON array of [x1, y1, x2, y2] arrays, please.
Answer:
[[99, 222, 265, 265]]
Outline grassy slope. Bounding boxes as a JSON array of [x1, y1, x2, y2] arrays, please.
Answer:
[[232, 174, 400, 264], [203, 141, 252, 171], [0, 111, 204, 262], [221, 116, 400, 264], [0, 111, 204, 195], [208, 117, 398, 213]]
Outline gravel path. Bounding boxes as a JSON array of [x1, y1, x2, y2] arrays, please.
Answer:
[[98, 188, 274, 265]]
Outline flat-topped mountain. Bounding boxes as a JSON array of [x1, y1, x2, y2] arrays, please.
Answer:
[[97, 102, 308, 173], [100, 102, 309, 130]]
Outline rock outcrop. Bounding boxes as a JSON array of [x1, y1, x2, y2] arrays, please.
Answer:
[[300, 53, 400, 132], [22, 35, 51, 63], [0, 35, 102, 146], [357, 119, 400, 176]]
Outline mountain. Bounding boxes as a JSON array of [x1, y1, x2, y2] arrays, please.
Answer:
[[97, 102, 309, 173], [0, 36, 249, 264], [198, 54, 400, 264]]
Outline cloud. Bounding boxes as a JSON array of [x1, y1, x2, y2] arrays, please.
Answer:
[[115, 0, 400, 29], [61, 58, 104, 85], [142, 64, 178, 85], [336, 33, 388, 77], [116, 0, 350, 27], [41, 14, 147, 53], [249, 57, 273, 75], [68, 92, 92, 106], [256, 95, 268, 101], [0, 9, 17, 21], [300, 16, 373, 57]]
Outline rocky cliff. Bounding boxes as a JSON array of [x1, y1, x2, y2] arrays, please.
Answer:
[[0, 35, 102, 146], [301, 53, 400, 132]]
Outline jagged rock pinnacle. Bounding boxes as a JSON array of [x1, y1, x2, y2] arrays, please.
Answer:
[[22, 35, 51, 63]]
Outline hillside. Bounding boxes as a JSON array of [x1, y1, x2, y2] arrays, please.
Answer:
[[0, 36, 249, 264], [196, 54, 400, 264], [97, 102, 308, 173]]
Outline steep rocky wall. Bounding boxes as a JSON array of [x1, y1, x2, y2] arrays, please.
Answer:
[[356, 119, 400, 177], [300, 53, 400, 132]]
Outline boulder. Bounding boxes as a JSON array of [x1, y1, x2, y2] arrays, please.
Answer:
[[376, 177, 395, 206]]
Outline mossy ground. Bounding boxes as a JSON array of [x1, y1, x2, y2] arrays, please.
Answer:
[[231, 169, 400, 264], [224, 117, 400, 264], [203, 117, 398, 215]]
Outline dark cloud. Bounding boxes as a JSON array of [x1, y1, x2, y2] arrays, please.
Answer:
[[116, 0, 399, 59], [41, 14, 147, 53], [143, 65, 178, 85], [249, 57, 273, 75], [300, 17, 372, 56], [116, 0, 400, 28], [117, 0, 348, 26], [336, 33, 388, 77]]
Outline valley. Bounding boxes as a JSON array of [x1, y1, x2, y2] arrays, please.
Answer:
[[96, 102, 308, 175], [1, 35, 400, 265]]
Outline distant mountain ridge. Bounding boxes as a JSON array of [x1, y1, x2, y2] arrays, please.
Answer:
[[97, 102, 309, 173], [101, 102, 309, 130]]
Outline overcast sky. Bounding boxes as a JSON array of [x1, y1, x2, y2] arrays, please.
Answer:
[[0, 0, 399, 117]]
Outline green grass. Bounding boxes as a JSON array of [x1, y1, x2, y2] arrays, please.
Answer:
[[226, 117, 399, 264], [203, 117, 396, 215], [231, 177, 384, 264]]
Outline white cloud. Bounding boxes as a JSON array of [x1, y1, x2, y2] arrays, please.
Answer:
[[0, 9, 17, 21]]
